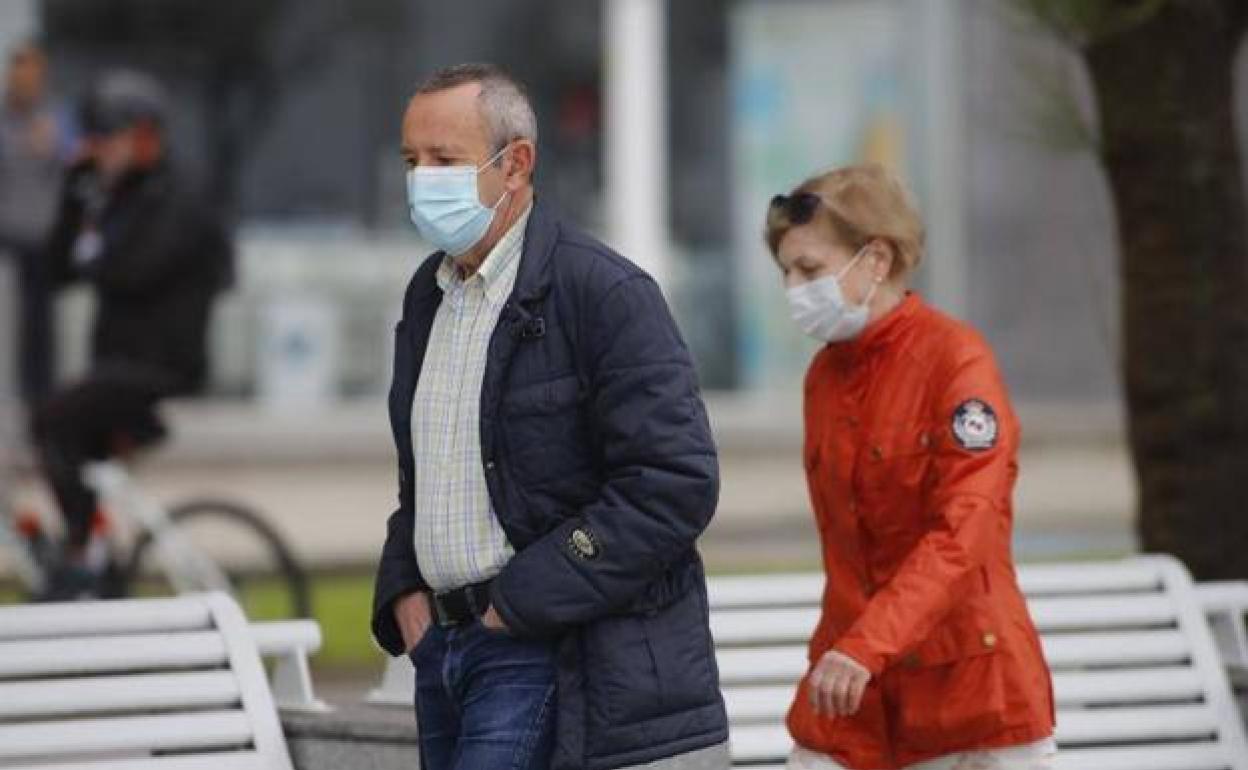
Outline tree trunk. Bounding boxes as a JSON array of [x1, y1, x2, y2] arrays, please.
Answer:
[[1083, 1, 1248, 579]]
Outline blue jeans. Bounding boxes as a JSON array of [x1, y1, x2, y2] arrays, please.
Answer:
[[410, 619, 557, 770]]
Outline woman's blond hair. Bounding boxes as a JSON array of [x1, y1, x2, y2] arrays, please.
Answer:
[[765, 163, 925, 278]]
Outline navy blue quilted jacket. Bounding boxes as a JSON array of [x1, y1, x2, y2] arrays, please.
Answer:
[[370, 198, 727, 769]]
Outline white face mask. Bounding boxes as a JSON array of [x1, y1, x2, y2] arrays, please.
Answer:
[[786, 247, 878, 343]]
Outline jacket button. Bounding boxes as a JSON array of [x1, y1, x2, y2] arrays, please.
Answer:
[[870, 446, 883, 461], [982, 632, 997, 649], [485, 460, 496, 472], [902, 653, 921, 669], [919, 433, 931, 448]]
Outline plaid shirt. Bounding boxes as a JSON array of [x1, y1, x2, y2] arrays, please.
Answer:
[[411, 206, 531, 591]]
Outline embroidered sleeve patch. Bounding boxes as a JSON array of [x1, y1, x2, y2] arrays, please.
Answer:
[[952, 399, 999, 451], [567, 526, 601, 560]]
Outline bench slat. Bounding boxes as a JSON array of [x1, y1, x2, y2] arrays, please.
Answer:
[[1029, 595, 1176, 630], [711, 596, 1180, 647], [0, 671, 241, 718], [249, 621, 322, 656], [707, 562, 1167, 611], [1055, 743, 1233, 770], [723, 667, 1209, 723], [730, 743, 1233, 770], [1042, 630, 1190, 667], [718, 647, 807, 684], [1052, 667, 1204, 705], [1056, 704, 1219, 744], [3, 750, 268, 770], [0, 599, 212, 641], [0, 711, 255, 760], [708, 575, 824, 608], [1019, 562, 1164, 596], [716, 629, 1192, 685], [0, 633, 228, 677]]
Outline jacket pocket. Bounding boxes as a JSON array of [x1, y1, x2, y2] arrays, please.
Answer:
[[855, 423, 934, 533], [857, 423, 935, 490], [886, 611, 1009, 750], [503, 374, 592, 485], [582, 586, 718, 737], [503, 372, 582, 416]]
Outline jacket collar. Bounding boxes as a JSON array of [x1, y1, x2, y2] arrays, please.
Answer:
[[414, 194, 557, 306], [510, 195, 558, 304], [829, 290, 923, 358]]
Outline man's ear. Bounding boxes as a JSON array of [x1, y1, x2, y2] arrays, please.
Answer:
[[505, 139, 536, 190]]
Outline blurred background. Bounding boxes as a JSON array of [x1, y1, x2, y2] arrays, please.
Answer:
[[1, 0, 1244, 692]]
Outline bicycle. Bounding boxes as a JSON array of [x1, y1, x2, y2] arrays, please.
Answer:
[[0, 439, 312, 620]]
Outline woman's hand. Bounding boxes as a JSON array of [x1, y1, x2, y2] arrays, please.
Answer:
[[808, 649, 871, 717]]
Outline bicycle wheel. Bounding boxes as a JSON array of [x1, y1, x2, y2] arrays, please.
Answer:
[[125, 498, 312, 619]]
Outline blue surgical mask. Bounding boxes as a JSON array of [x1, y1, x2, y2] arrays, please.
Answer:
[[406, 145, 510, 257]]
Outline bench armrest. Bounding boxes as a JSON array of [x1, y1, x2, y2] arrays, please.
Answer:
[[249, 620, 329, 713]]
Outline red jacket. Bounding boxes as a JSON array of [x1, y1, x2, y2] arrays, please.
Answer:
[[787, 293, 1054, 769]]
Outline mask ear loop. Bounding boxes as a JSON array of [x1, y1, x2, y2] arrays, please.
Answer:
[[844, 243, 884, 308], [475, 143, 511, 173], [478, 143, 514, 210]]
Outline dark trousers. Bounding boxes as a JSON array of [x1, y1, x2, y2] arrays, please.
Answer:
[[411, 619, 557, 770], [31, 367, 171, 549], [13, 244, 55, 404]]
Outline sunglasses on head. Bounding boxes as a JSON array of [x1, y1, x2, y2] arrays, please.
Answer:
[[769, 192, 822, 225]]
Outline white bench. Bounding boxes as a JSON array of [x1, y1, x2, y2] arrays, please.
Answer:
[[250, 620, 327, 713], [361, 557, 1248, 769], [712, 556, 1248, 769], [1196, 581, 1248, 677], [0, 592, 312, 769]]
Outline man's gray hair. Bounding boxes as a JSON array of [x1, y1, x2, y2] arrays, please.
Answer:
[[415, 63, 538, 157]]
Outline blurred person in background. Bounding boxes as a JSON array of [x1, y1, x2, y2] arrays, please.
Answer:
[[371, 63, 726, 770], [0, 41, 76, 405], [30, 70, 232, 599], [765, 164, 1055, 770]]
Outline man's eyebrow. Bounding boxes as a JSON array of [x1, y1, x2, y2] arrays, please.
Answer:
[[400, 142, 468, 157]]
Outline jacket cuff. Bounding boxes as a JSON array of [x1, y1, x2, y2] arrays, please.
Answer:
[[489, 578, 540, 639], [832, 638, 887, 677]]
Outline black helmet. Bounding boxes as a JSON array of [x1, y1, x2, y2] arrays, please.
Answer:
[[80, 69, 167, 135]]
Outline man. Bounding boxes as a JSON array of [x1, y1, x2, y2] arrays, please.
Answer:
[[32, 70, 232, 597], [0, 41, 76, 404], [371, 63, 728, 770]]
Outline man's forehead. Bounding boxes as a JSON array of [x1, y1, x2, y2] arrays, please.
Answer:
[[402, 86, 488, 152]]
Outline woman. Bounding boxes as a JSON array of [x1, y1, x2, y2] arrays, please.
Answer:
[[765, 164, 1055, 770]]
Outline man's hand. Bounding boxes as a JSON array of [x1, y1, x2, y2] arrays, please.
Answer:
[[481, 604, 509, 632], [808, 649, 871, 717], [394, 591, 432, 654]]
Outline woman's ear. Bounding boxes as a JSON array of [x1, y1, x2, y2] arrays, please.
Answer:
[[868, 238, 896, 280]]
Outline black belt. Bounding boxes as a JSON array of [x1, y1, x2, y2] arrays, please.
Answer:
[[430, 580, 493, 627]]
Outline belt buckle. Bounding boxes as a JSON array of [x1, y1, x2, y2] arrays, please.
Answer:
[[433, 586, 481, 628], [432, 590, 459, 628]]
